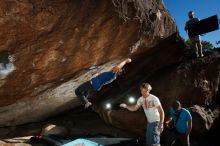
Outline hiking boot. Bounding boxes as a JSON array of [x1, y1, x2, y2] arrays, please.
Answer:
[[84, 101, 92, 109]]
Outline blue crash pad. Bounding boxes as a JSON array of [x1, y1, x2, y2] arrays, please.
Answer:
[[62, 138, 103, 146]]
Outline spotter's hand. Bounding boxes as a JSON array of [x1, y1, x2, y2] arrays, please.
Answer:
[[120, 103, 127, 108], [126, 58, 132, 63]]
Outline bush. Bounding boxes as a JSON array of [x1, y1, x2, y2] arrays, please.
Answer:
[[185, 39, 214, 50]]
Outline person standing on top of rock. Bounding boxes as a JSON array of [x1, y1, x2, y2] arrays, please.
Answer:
[[185, 11, 204, 58], [75, 58, 132, 109], [120, 83, 165, 146], [165, 100, 192, 146]]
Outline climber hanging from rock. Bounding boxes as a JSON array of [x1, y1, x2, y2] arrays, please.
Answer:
[[75, 58, 132, 109]]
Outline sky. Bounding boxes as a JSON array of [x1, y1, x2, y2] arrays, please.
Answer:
[[163, 0, 220, 47]]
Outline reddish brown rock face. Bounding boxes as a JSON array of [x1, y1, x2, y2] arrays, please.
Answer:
[[0, 0, 136, 105], [0, 1, 219, 144], [0, 0, 177, 126]]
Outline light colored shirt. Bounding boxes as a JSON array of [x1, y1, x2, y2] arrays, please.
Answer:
[[137, 94, 161, 123]]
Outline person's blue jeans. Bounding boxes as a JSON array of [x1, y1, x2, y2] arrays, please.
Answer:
[[146, 121, 160, 146], [75, 81, 94, 105]]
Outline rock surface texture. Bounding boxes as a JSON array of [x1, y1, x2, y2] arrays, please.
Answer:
[[0, 1, 219, 146], [0, 0, 177, 126]]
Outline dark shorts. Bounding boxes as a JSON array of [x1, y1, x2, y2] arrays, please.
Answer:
[[75, 81, 94, 105]]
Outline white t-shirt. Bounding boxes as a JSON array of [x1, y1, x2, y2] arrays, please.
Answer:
[[137, 94, 161, 123]]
